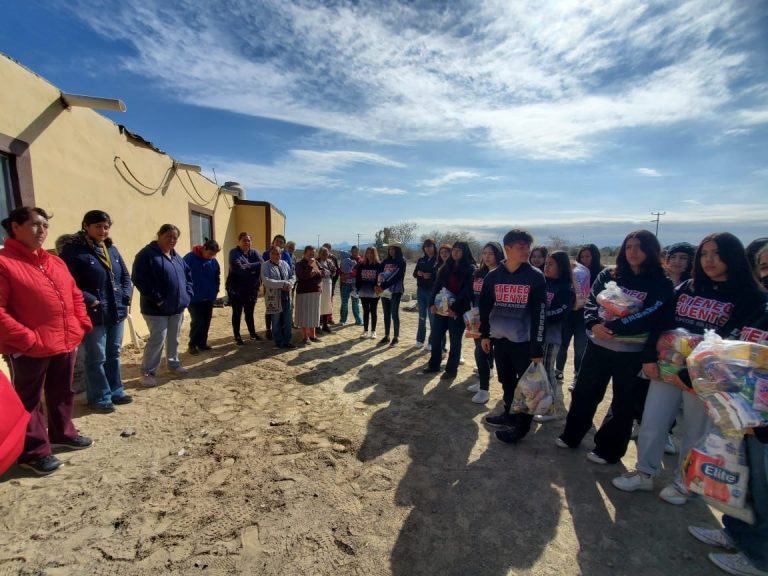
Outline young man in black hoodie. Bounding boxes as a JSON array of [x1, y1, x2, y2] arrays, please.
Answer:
[[479, 229, 547, 444]]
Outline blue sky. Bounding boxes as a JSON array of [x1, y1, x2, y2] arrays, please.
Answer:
[[2, 1, 767, 248]]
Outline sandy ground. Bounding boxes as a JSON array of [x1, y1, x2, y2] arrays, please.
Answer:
[[0, 276, 724, 575]]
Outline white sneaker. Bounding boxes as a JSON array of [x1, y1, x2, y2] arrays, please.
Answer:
[[533, 413, 557, 423], [340, 321, 347, 326], [414, 341, 424, 348], [664, 434, 677, 455], [659, 482, 689, 505], [140, 373, 157, 388], [471, 390, 490, 404], [425, 343, 432, 352], [370, 331, 377, 339], [612, 470, 653, 492], [171, 366, 189, 375], [489, 368, 494, 378], [459, 357, 466, 365], [709, 552, 768, 576], [360, 331, 369, 339], [467, 383, 480, 393], [688, 526, 736, 550], [587, 451, 608, 465]]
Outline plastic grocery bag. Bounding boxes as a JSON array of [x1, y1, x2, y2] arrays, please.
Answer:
[[596, 281, 643, 321], [463, 307, 481, 339], [686, 331, 768, 435], [511, 362, 553, 415], [377, 271, 393, 299], [434, 288, 456, 317], [682, 429, 754, 524], [656, 328, 704, 383]]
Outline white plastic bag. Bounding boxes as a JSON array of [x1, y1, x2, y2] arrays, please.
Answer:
[[463, 306, 481, 339], [434, 287, 456, 316], [512, 362, 553, 415]]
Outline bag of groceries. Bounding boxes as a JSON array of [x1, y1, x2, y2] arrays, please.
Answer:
[[511, 362, 553, 415]]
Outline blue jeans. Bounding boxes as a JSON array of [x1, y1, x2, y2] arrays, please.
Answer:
[[473, 338, 494, 390], [381, 293, 402, 338], [340, 284, 362, 324], [82, 322, 126, 407], [141, 313, 184, 375], [271, 294, 293, 347], [557, 309, 587, 378], [724, 435, 768, 570], [416, 287, 434, 344], [429, 313, 465, 373]]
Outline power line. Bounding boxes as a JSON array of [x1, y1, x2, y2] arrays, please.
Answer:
[[650, 211, 666, 237]]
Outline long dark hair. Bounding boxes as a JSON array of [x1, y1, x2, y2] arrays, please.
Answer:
[[441, 241, 476, 278], [577, 243, 603, 281], [613, 230, 665, 280], [529, 245, 548, 272], [691, 232, 764, 293], [476, 242, 504, 276], [548, 250, 573, 284]]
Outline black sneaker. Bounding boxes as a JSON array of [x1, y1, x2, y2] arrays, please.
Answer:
[[198, 344, 213, 351], [284, 343, 297, 349], [495, 428, 528, 444], [19, 454, 63, 476], [441, 370, 457, 379], [112, 394, 133, 405], [235, 337, 245, 346], [250, 333, 262, 341], [484, 412, 516, 428], [51, 435, 93, 451], [378, 336, 390, 345], [188, 346, 200, 356], [310, 336, 320, 343], [265, 330, 273, 340], [88, 403, 116, 413], [390, 337, 399, 346], [422, 366, 440, 374]]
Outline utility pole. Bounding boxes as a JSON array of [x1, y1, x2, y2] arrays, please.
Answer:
[[357, 233, 361, 247], [317, 234, 320, 248], [650, 211, 666, 237]]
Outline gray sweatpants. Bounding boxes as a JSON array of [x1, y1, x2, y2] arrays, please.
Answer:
[[636, 378, 710, 478]]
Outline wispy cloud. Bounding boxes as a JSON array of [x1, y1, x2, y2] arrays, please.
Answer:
[[200, 149, 404, 190], [360, 187, 408, 196], [636, 168, 662, 177], [70, 0, 764, 160], [420, 171, 482, 188]]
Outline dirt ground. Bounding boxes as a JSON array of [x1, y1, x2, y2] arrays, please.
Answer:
[[0, 276, 723, 575]]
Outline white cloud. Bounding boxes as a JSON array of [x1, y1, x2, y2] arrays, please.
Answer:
[[360, 187, 408, 196], [199, 149, 404, 190], [636, 168, 662, 177], [420, 171, 482, 188], [70, 0, 764, 160]]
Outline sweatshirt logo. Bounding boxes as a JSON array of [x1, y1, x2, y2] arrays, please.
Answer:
[[676, 294, 734, 328], [473, 277, 484, 294], [495, 284, 530, 305], [621, 288, 647, 301], [383, 263, 398, 274], [361, 269, 377, 281], [546, 291, 554, 306], [741, 326, 768, 344]]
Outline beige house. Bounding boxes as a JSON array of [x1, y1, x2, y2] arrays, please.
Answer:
[[0, 53, 285, 359]]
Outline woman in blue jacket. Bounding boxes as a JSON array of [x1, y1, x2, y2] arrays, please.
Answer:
[[60, 210, 133, 412], [131, 224, 193, 388], [183, 240, 221, 355]]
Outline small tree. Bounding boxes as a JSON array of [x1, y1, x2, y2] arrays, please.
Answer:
[[420, 230, 482, 261]]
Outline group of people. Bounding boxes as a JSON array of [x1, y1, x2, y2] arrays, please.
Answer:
[[1, 204, 767, 576]]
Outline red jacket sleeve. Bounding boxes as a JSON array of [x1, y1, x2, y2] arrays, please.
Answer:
[[0, 270, 37, 354]]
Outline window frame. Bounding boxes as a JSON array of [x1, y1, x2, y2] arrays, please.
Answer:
[[188, 202, 215, 247]]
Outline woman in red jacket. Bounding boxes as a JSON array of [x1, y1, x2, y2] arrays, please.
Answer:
[[0, 207, 93, 476]]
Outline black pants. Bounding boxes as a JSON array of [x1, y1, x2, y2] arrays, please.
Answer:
[[381, 293, 402, 338], [264, 313, 272, 331], [231, 298, 257, 338], [492, 338, 535, 433], [188, 301, 214, 347], [361, 297, 379, 332], [428, 313, 465, 373], [560, 340, 644, 462]]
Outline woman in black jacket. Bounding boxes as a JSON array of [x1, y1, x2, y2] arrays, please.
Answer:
[[60, 210, 133, 412], [558, 230, 674, 464], [413, 238, 438, 348], [423, 242, 476, 378]]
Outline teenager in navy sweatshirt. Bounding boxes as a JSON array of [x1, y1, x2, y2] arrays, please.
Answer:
[[612, 233, 766, 504], [535, 250, 575, 422], [376, 245, 406, 346], [422, 242, 476, 378], [558, 230, 674, 464], [355, 247, 382, 338], [479, 229, 546, 444]]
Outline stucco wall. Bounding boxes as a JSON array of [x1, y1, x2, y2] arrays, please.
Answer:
[[0, 55, 284, 371]]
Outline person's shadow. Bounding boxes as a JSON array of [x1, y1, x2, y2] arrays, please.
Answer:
[[355, 358, 561, 575]]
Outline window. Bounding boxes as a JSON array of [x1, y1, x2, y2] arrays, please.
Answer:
[[190, 209, 213, 246], [0, 153, 16, 243]]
